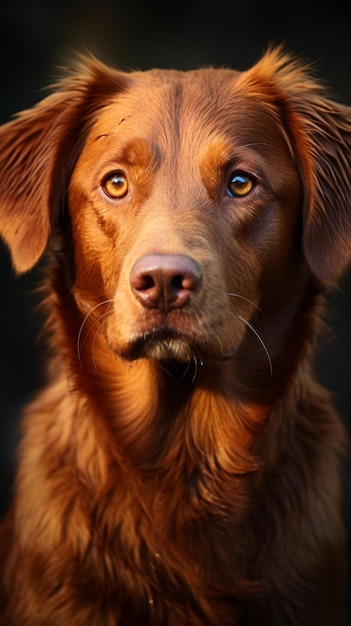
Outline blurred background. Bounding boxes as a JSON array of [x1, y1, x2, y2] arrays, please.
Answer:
[[1, 0, 351, 616]]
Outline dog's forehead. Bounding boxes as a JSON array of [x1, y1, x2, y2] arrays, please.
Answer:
[[126, 66, 241, 105], [86, 67, 287, 157], [89, 68, 245, 138]]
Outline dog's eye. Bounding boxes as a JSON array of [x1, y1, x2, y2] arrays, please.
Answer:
[[102, 172, 129, 199], [227, 172, 255, 198]]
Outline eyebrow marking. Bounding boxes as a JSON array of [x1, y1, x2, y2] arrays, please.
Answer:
[[199, 138, 234, 195], [122, 138, 162, 172]]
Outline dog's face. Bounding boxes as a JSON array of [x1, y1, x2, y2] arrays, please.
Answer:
[[68, 69, 302, 365], [1, 49, 351, 375]]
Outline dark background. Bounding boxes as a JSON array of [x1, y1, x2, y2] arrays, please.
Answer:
[[1, 0, 351, 618]]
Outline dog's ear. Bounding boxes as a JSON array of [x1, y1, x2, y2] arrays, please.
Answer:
[[240, 48, 351, 282], [278, 51, 351, 283], [295, 96, 351, 283], [0, 56, 128, 274]]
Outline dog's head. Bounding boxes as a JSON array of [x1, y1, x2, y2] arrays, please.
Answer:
[[1, 48, 350, 278], [0, 48, 351, 373]]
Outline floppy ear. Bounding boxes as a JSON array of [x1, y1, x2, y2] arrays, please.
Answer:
[[294, 95, 351, 282], [240, 48, 351, 282], [0, 56, 128, 274]]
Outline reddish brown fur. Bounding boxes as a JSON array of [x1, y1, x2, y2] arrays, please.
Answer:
[[0, 47, 350, 625]]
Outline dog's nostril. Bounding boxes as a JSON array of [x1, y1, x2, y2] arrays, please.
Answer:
[[172, 274, 187, 289], [135, 273, 156, 291], [130, 254, 202, 312]]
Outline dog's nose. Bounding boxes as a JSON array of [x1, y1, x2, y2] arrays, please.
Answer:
[[130, 254, 202, 312]]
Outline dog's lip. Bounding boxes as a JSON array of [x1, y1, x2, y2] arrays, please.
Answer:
[[122, 327, 198, 361], [119, 326, 238, 363]]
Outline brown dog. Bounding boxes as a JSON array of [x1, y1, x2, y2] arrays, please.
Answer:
[[0, 47, 350, 625]]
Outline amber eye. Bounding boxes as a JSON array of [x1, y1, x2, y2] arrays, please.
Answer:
[[102, 172, 129, 199], [227, 172, 255, 198]]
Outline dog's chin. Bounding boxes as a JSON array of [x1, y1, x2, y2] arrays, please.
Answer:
[[117, 328, 237, 364], [120, 330, 197, 363]]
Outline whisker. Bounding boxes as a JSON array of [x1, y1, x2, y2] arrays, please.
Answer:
[[189, 356, 203, 385], [179, 360, 192, 382], [77, 299, 113, 368], [159, 356, 203, 386], [91, 311, 112, 370], [227, 293, 266, 317], [237, 314, 273, 376], [159, 361, 176, 379]]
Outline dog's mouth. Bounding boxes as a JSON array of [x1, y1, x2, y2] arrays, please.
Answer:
[[121, 327, 201, 363], [119, 326, 237, 364]]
